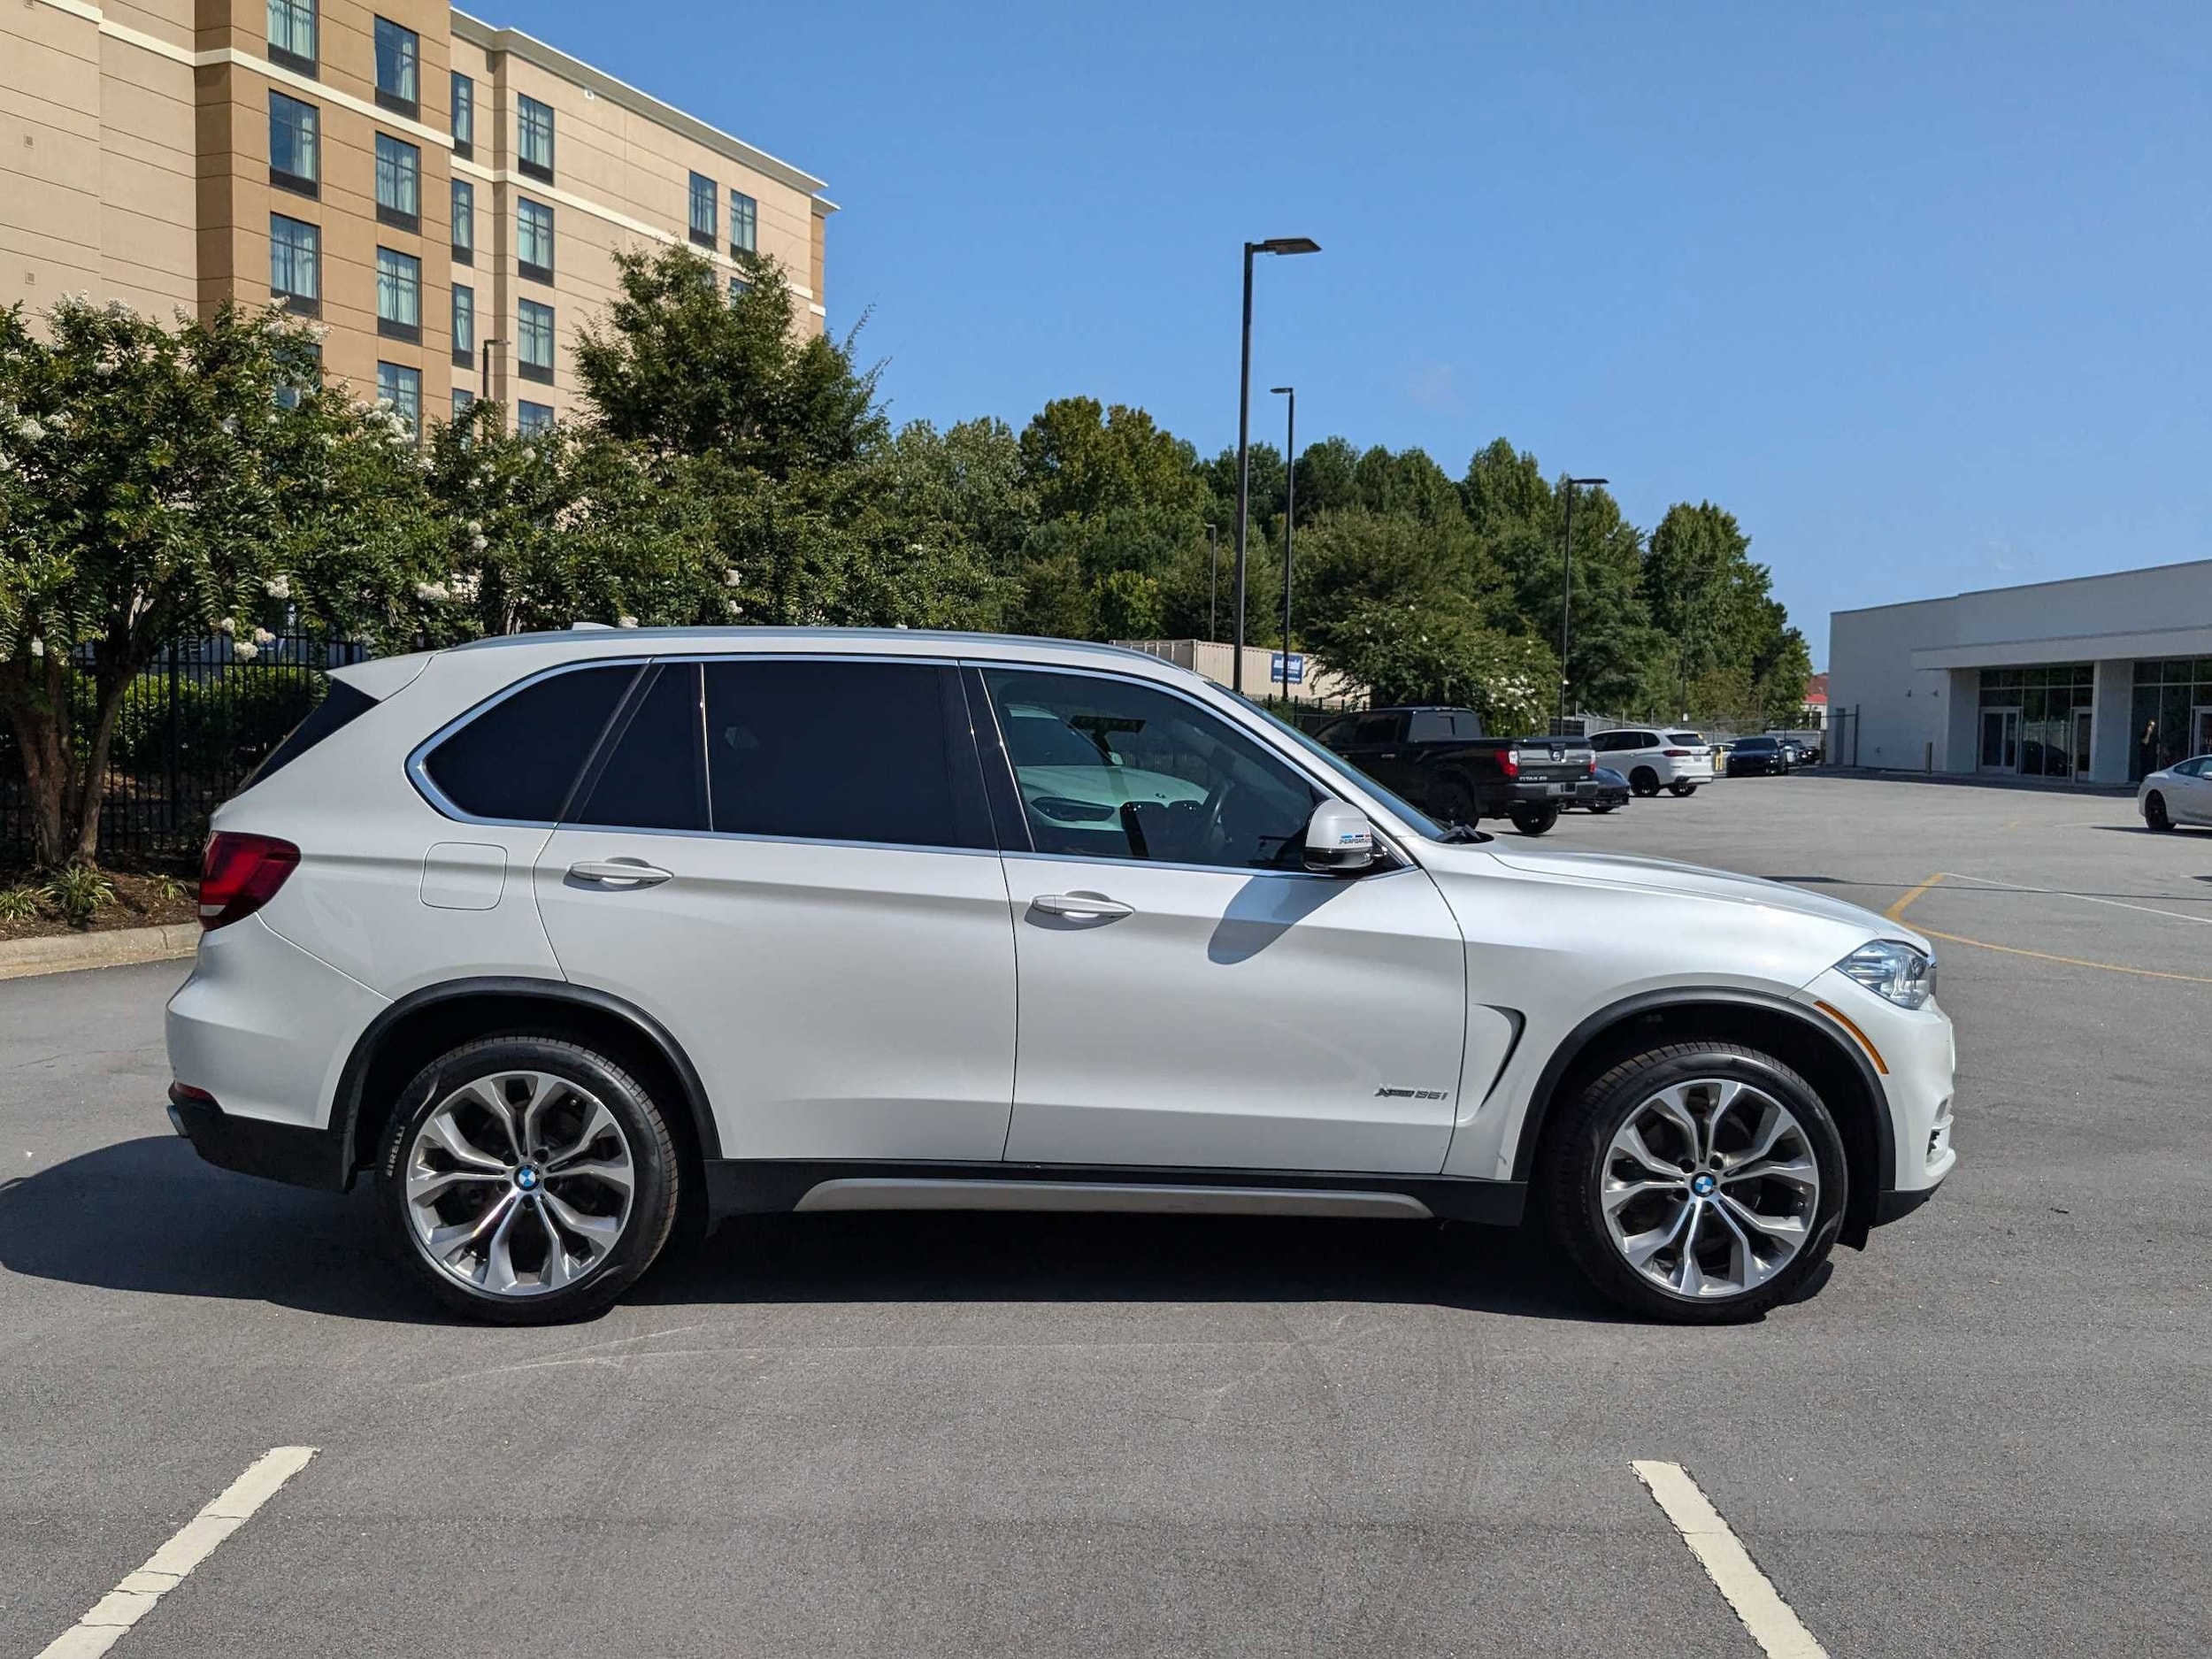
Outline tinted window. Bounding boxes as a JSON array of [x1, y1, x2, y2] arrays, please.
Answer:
[[981, 669, 1319, 871], [243, 679, 377, 789], [705, 660, 990, 849], [1737, 736, 1776, 751], [1669, 731, 1706, 746], [423, 664, 635, 822], [1408, 710, 1480, 741], [572, 663, 705, 831], [1352, 712, 1403, 744]]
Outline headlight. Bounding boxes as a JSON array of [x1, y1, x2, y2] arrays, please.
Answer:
[[1837, 941, 1937, 1009]]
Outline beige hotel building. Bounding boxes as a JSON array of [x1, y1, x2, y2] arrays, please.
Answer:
[[3, 0, 833, 433]]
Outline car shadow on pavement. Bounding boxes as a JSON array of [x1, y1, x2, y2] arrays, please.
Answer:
[[0, 1136, 1631, 1325]]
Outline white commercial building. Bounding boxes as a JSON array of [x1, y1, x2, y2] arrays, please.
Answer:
[[1827, 558, 2212, 785]]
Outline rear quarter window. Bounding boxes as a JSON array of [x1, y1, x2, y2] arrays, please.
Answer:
[[241, 679, 380, 789], [420, 662, 639, 823]]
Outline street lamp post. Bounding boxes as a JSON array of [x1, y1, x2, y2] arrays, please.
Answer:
[[1233, 237, 1319, 694], [1271, 386, 1295, 701], [1207, 524, 1219, 642], [1558, 476, 1608, 726]]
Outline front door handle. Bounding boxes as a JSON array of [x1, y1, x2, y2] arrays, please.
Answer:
[[1032, 892, 1133, 919], [567, 859, 673, 888]]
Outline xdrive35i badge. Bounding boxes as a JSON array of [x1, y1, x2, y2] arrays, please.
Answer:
[[1375, 1086, 1449, 1101]]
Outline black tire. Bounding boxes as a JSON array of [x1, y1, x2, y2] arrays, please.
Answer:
[[376, 1033, 680, 1325], [1539, 1041, 1847, 1324], [2146, 791, 2172, 832], [1630, 767, 1661, 797], [1432, 774, 1478, 827], [1590, 803, 1617, 815], [1669, 780, 1698, 797], [1509, 803, 1561, 835]]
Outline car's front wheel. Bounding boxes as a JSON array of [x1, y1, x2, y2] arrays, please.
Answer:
[[2145, 791, 2172, 831], [376, 1035, 680, 1324], [1669, 780, 1699, 796], [1540, 1041, 1847, 1323], [1630, 767, 1661, 796], [1509, 803, 1560, 835]]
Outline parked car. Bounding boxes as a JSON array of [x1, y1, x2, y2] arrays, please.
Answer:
[[1571, 765, 1632, 813], [1589, 728, 1717, 796], [166, 630, 1955, 1326], [1725, 735, 1791, 777], [2139, 754, 2212, 830], [1311, 706, 1593, 835], [1778, 736, 1814, 768]]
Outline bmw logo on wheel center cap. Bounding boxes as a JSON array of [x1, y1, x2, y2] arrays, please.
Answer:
[[515, 1166, 541, 1192], [1690, 1172, 1717, 1197]]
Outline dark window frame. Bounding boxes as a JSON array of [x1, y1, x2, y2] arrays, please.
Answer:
[[518, 94, 555, 182], [268, 211, 321, 319], [450, 176, 473, 265], [517, 197, 555, 284], [267, 90, 319, 198], [265, 0, 318, 77], [449, 69, 474, 157], [375, 245, 422, 342], [373, 15, 419, 119], [728, 188, 757, 257], [373, 132, 420, 233], [376, 361, 423, 441], [450, 281, 474, 366], [517, 400, 556, 436], [688, 172, 718, 248], [517, 297, 555, 384]]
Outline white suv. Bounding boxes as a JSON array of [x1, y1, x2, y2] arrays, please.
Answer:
[[1591, 728, 1718, 797], [166, 631, 1955, 1325]]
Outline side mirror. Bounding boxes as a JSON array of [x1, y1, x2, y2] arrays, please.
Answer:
[[1303, 800, 1377, 874]]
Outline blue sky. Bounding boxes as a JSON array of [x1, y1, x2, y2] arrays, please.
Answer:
[[497, 0, 2211, 666]]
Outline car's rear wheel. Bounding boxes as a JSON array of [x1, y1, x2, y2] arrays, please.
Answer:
[[1630, 767, 1661, 796], [1432, 774, 1478, 827], [1669, 780, 1698, 796], [376, 1035, 680, 1324], [1509, 803, 1560, 835], [1540, 1041, 1847, 1323], [1590, 803, 1617, 815], [2146, 791, 2172, 831]]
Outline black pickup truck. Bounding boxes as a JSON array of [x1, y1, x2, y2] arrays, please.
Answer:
[[1311, 706, 1594, 833]]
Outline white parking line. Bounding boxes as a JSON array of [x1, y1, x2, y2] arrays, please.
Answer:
[[1938, 868, 2212, 927], [36, 1447, 317, 1659], [1632, 1460, 1828, 1659]]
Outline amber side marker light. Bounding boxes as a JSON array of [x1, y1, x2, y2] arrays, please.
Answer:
[[1815, 1000, 1890, 1075]]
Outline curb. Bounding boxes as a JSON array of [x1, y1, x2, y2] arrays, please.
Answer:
[[0, 924, 198, 983]]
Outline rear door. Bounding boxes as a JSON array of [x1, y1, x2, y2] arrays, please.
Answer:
[[533, 657, 1018, 1163]]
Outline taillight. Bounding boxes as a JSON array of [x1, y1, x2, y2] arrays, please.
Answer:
[[1502, 748, 1520, 778], [199, 833, 301, 930], [1663, 749, 1692, 757], [1586, 756, 1597, 776]]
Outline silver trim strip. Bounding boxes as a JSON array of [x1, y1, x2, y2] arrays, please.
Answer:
[[791, 1178, 1435, 1220]]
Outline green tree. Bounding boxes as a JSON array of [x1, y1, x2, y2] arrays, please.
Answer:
[[1018, 397, 1207, 524], [1309, 595, 1556, 730], [0, 296, 437, 865], [1643, 501, 1811, 726]]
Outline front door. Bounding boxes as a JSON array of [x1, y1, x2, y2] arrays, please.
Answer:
[[976, 664, 1470, 1175], [534, 658, 1018, 1164], [1979, 708, 2020, 772], [2193, 706, 2212, 761], [2071, 710, 2094, 780]]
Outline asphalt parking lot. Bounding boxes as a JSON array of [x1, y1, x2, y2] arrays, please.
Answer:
[[2, 773, 2206, 1657]]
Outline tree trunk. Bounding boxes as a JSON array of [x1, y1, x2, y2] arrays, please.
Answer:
[[65, 672, 134, 866], [2, 653, 75, 868]]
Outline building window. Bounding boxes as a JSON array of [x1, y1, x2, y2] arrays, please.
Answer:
[[378, 362, 422, 441], [728, 275, 748, 305], [373, 17, 419, 118], [265, 0, 316, 75], [268, 92, 319, 197], [518, 298, 555, 384], [450, 178, 473, 265], [517, 197, 554, 283], [518, 95, 555, 181], [450, 72, 474, 157], [2130, 657, 2212, 780], [374, 134, 420, 232], [376, 247, 421, 342], [274, 340, 321, 409], [452, 387, 474, 419], [729, 189, 757, 256], [688, 173, 718, 248], [1978, 664, 2094, 780], [268, 214, 319, 317], [451, 283, 474, 365], [518, 400, 555, 436]]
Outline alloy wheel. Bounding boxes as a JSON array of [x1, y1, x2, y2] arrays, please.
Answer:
[[402, 1071, 636, 1297], [1599, 1077, 1821, 1300]]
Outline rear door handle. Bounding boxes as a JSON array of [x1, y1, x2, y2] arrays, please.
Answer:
[[567, 859, 673, 888], [1032, 892, 1133, 918]]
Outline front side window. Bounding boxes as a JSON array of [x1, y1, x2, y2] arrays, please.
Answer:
[[422, 664, 637, 822], [268, 92, 319, 194], [375, 247, 420, 339], [688, 173, 718, 246], [518, 95, 555, 179], [703, 660, 992, 849], [980, 669, 1318, 870], [517, 197, 554, 281], [374, 133, 420, 228], [450, 178, 473, 262], [728, 189, 757, 255], [450, 282, 474, 363], [373, 17, 419, 113], [450, 71, 474, 154], [517, 400, 555, 436], [266, 0, 316, 72], [268, 213, 319, 313], [376, 361, 421, 440], [518, 298, 555, 383]]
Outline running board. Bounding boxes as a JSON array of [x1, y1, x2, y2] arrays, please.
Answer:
[[792, 1178, 1435, 1220]]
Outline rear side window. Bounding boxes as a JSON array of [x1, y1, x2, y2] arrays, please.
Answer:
[[570, 663, 706, 832], [243, 679, 379, 789], [703, 659, 992, 849], [421, 663, 636, 822]]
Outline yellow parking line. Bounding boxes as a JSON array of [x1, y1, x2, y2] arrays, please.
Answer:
[[1886, 872, 1944, 923], [1914, 926, 2212, 985]]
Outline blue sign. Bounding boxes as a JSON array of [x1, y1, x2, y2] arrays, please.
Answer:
[[1271, 652, 1306, 686]]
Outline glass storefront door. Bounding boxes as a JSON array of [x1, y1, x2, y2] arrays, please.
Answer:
[[2072, 710, 2093, 779], [2194, 707, 2212, 761], [1979, 708, 2020, 772]]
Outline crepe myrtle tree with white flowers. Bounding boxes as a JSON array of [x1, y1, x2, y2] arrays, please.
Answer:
[[1310, 595, 1556, 733], [0, 296, 442, 865]]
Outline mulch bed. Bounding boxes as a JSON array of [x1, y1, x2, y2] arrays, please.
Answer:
[[0, 864, 199, 941]]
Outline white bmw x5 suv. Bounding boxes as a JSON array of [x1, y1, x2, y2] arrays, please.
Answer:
[[165, 629, 1955, 1325]]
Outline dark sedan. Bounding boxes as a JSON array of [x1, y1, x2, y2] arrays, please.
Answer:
[[1571, 765, 1632, 813], [1726, 734, 1791, 776]]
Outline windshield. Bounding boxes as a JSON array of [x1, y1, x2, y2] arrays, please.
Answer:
[[1240, 701, 1448, 841]]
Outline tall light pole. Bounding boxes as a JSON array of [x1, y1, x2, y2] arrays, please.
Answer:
[[1233, 236, 1320, 694], [1207, 524, 1219, 642], [1271, 386, 1295, 702], [1558, 476, 1608, 725]]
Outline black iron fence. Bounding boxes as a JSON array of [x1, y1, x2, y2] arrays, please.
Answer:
[[0, 635, 362, 864]]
